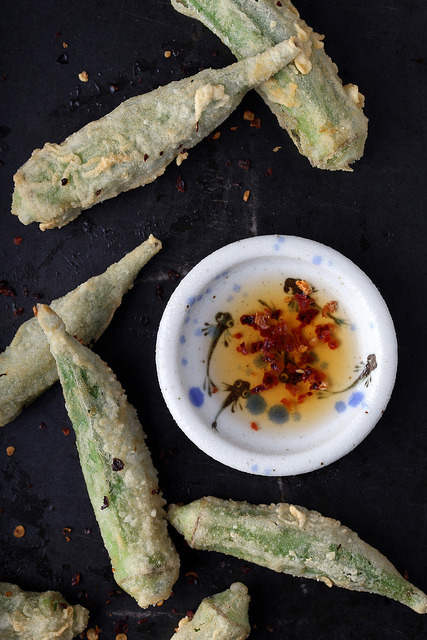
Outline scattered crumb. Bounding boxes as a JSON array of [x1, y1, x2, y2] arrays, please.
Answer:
[[13, 525, 25, 538], [273, 146, 282, 152], [62, 42, 68, 49], [116, 635, 127, 640], [230, 125, 238, 131], [6, 446, 15, 456], [243, 110, 255, 122], [176, 151, 188, 167], [78, 71, 89, 82], [243, 190, 250, 202], [212, 131, 220, 140], [62, 427, 70, 436], [86, 630, 98, 640], [250, 117, 261, 129], [164, 50, 172, 58]]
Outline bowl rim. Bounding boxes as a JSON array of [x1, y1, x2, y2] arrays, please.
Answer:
[[156, 235, 398, 476]]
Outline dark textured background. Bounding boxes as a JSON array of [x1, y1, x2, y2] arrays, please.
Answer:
[[0, 1, 426, 638]]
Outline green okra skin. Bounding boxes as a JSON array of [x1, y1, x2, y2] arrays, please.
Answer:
[[171, 0, 368, 171], [168, 497, 427, 614], [170, 582, 250, 640], [36, 305, 180, 608], [12, 40, 299, 230], [0, 235, 161, 427], [0, 582, 89, 640]]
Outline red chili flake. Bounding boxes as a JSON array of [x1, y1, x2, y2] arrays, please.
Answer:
[[2, 75, 7, 81], [266, 166, 273, 176], [22, 287, 28, 297], [168, 269, 180, 281], [250, 117, 261, 129], [404, 569, 409, 580], [55, 31, 61, 38], [298, 394, 307, 404], [233, 332, 243, 339], [95, 189, 101, 196], [144, 153, 149, 161], [112, 458, 124, 471], [71, 572, 81, 586], [62, 527, 71, 542], [185, 571, 198, 584], [0, 281, 16, 297], [62, 427, 70, 436], [114, 619, 129, 634], [315, 323, 334, 342], [280, 397, 294, 411], [236, 342, 248, 355], [285, 383, 300, 397], [101, 496, 109, 510], [328, 340, 338, 350], [186, 610, 195, 620], [138, 617, 148, 624], [155, 284, 164, 300], [176, 174, 185, 192], [13, 236, 22, 245], [237, 159, 251, 171], [267, 625, 274, 633], [110, 84, 120, 92], [39, 422, 47, 430], [322, 300, 338, 317], [59, 602, 67, 609], [211, 385, 218, 394], [225, 159, 232, 166], [297, 307, 318, 325], [250, 422, 259, 431], [151, 487, 160, 495], [276, 1, 283, 6], [242, 566, 250, 574], [13, 307, 24, 317]]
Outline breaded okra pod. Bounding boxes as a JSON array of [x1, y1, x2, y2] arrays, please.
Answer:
[[0, 582, 89, 640], [0, 235, 161, 427], [12, 39, 300, 230], [36, 305, 180, 608], [171, 583, 250, 640], [172, 0, 368, 170], [168, 497, 427, 614]]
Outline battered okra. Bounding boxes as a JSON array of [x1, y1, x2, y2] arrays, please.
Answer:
[[12, 40, 300, 230], [168, 497, 427, 614], [170, 583, 250, 640], [0, 582, 89, 640], [172, 0, 368, 171], [36, 305, 180, 608], [0, 235, 161, 427]]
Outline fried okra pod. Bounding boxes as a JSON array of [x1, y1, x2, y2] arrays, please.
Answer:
[[0, 582, 88, 640], [0, 235, 161, 427], [12, 39, 300, 229], [172, 0, 368, 170], [170, 583, 250, 640], [168, 497, 427, 614], [36, 305, 180, 608]]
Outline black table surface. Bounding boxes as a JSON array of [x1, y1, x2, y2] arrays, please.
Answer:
[[0, 1, 426, 638]]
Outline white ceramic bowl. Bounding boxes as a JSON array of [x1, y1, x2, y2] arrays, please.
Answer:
[[156, 235, 397, 476]]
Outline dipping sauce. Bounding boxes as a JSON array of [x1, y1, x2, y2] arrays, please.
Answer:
[[204, 277, 363, 430]]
